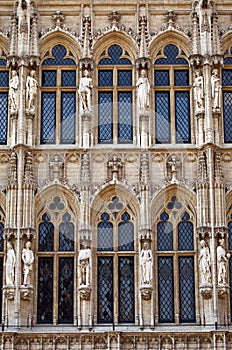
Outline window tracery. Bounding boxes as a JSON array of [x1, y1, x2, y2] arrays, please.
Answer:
[[155, 195, 196, 323], [37, 195, 76, 324], [97, 44, 133, 144], [40, 44, 77, 145], [154, 44, 191, 144], [96, 195, 135, 323]]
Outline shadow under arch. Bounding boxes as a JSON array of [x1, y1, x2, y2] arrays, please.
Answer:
[[90, 183, 140, 227], [93, 31, 138, 63], [35, 183, 80, 219], [149, 30, 191, 59], [151, 183, 196, 222], [39, 30, 81, 62]]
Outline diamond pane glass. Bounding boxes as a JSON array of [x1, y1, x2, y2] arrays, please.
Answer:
[[229, 221, 232, 250], [178, 220, 194, 251], [61, 70, 76, 86], [179, 256, 196, 322], [223, 91, 232, 143], [158, 257, 174, 322], [98, 70, 113, 87], [0, 258, 3, 322], [118, 213, 134, 251], [39, 221, 54, 252], [230, 258, 232, 321], [98, 257, 113, 323], [98, 92, 113, 143], [98, 213, 113, 251], [118, 70, 132, 86], [154, 70, 170, 86], [157, 221, 173, 251], [175, 91, 190, 143], [0, 71, 9, 87], [41, 92, 56, 144], [155, 44, 188, 65], [43, 45, 75, 66], [118, 92, 133, 143], [42, 71, 56, 87], [155, 92, 170, 143], [58, 257, 74, 324], [0, 59, 6, 67], [118, 257, 134, 323], [0, 222, 4, 252], [61, 92, 75, 144], [0, 93, 8, 144], [222, 70, 232, 86], [37, 257, 53, 324], [174, 70, 189, 86], [99, 44, 131, 65], [59, 222, 74, 251]]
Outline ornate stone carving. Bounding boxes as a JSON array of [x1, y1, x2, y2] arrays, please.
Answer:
[[8, 151, 17, 186], [26, 70, 38, 113], [140, 241, 153, 286], [108, 11, 121, 30], [49, 155, 64, 182], [3, 286, 15, 300], [107, 155, 123, 182], [140, 286, 152, 300], [79, 286, 91, 300], [79, 69, 93, 112], [20, 286, 33, 300], [52, 11, 65, 28], [9, 70, 19, 114]]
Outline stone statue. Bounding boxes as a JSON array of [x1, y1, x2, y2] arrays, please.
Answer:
[[199, 239, 211, 284], [140, 242, 153, 285], [217, 239, 230, 285], [5, 242, 16, 285], [26, 70, 38, 111], [78, 69, 93, 111], [9, 70, 19, 111], [22, 241, 34, 285], [136, 69, 150, 110], [193, 69, 204, 110], [211, 68, 221, 110], [78, 245, 91, 286]]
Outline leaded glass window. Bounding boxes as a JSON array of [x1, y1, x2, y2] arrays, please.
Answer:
[[0, 222, 4, 252], [154, 44, 191, 144], [155, 198, 196, 324], [41, 45, 77, 144], [97, 196, 135, 324], [0, 50, 8, 144], [98, 44, 133, 144], [37, 196, 76, 324], [222, 49, 232, 142]]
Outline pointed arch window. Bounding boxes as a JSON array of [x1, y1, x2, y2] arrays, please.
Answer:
[[97, 197, 135, 324], [156, 197, 195, 323], [97, 44, 133, 144], [41, 45, 77, 144], [37, 196, 76, 324], [0, 49, 8, 144], [222, 47, 232, 143], [154, 44, 191, 144]]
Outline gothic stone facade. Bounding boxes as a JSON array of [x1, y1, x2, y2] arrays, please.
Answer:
[[1, 0, 232, 349]]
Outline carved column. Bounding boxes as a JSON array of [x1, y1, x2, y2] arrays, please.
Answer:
[[78, 154, 92, 329]]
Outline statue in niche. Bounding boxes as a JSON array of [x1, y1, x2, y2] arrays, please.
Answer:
[[217, 239, 230, 285], [9, 70, 19, 112], [5, 242, 16, 286], [78, 69, 93, 111], [78, 244, 91, 286], [140, 242, 153, 285], [211, 68, 221, 110], [136, 69, 150, 110], [199, 239, 211, 284], [26, 70, 38, 112], [193, 69, 204, 110], [49, 155, 64, 181], [22, 241, 34, 286]]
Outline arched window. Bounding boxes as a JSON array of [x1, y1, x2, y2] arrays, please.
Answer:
[[37, 196, 76, 324], [0, 209, 5, 322], [0, 48, 8, 145], [222, 46, 232, 143], [228, 212, 232, 320], [156, 197, 195, 323], [40, 45, 77, 144], [97, 196, 135, 323], [97, 44, 133, 144], [154, 44, 191, 144]]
